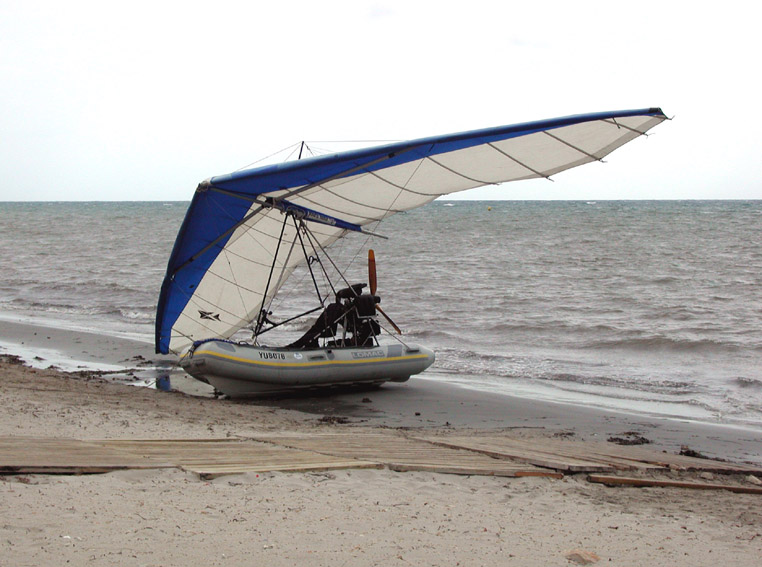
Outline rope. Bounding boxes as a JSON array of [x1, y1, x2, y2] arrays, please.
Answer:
[[233, 142, 303, 172]]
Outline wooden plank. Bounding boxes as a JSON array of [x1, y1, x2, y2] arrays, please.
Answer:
[[387, 463, 563, 478], [580, 441, 762, 473], [515, 470, 564, 479], [487, 436, 672, 471], [253, 432, 555, 477], [508, 438, 666, 471], [96, 439, 381, 477], [0, 437, 174, 474], [497, 437, 663, 470], [0, 466, 123, 475], [588, 474, 762, 494], [0, 437, 381, 477], [412, 436, 620, 472], [193, 461, 382, 480], [412, 434, 762, 474], [482, 435, 762, 473]]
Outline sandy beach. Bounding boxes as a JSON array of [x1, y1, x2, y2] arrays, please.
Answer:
[[2, 320, 762, 566]]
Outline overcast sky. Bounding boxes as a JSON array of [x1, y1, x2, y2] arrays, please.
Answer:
[[1, 1, 760, 201]]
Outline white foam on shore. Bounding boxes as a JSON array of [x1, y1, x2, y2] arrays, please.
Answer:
[[418, 369, 762, 433], [0, 340, 127, 373], [0, 310, 153, 345]]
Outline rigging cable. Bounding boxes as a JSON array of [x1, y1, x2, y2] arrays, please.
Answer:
[[254, 212, 289, 337], [299, 221, 345, 298], [292, 215, 325, 306]]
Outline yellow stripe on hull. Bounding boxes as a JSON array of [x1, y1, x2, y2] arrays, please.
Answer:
[[192, 348, 430, 368]]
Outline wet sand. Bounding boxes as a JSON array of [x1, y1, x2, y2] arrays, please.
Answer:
[[2, 318, 760, 464], [2, 319, 762, 566]]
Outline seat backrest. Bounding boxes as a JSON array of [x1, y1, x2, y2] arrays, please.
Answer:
[[336, 283, 366, 300]]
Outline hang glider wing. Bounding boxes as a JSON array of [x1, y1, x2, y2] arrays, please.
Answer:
[[156, 108, 668, 354]]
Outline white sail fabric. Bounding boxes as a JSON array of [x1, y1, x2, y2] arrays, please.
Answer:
[[171, 209, 346, 351], [156, 110, 667, 354]]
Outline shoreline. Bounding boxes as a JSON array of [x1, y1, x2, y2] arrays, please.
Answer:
[[1, 317, 761, 465], [3, 312, 759, 426], [3, 320, 762, 565]]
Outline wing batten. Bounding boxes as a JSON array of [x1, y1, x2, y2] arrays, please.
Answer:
[[426, 155, 496, 186]]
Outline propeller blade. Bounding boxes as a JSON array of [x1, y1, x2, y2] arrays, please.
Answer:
[[368, 249, 377, 296], [368, 248, 400, 333], [376, 304, 401, 334]]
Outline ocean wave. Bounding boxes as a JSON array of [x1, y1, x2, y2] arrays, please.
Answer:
[[11, 301, 108, 317], [429, 344, 762, 423], [717, 392, 762, 421], [541, 372, 700, 395], [432, 346, 704, 395], [431, 356, 758, 421], [119, 309, 155, 321], [486, 321, 623, 335], [651, 276, 680, 284], [406, 329, 459, 341], [5, 300, 157, 325], [432, 347, 518, 373], [733, 377, 762, 390], [581, 335, 740, 353]]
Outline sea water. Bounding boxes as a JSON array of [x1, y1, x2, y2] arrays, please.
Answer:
[[1, 200, 760, 426]]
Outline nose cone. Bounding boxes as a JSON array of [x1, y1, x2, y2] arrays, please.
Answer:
[[406, 344, 435, 373], [421, 345, 436, 370]]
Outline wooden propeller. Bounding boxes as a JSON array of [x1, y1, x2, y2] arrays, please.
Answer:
[[368, 249, 401, 334], [368, 249, 377, 296]]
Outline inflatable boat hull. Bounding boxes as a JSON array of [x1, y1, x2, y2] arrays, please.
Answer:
[[180, 340, 435, 397]]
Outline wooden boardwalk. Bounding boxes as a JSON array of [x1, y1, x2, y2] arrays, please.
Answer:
[[2, 432, 761, 482]]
